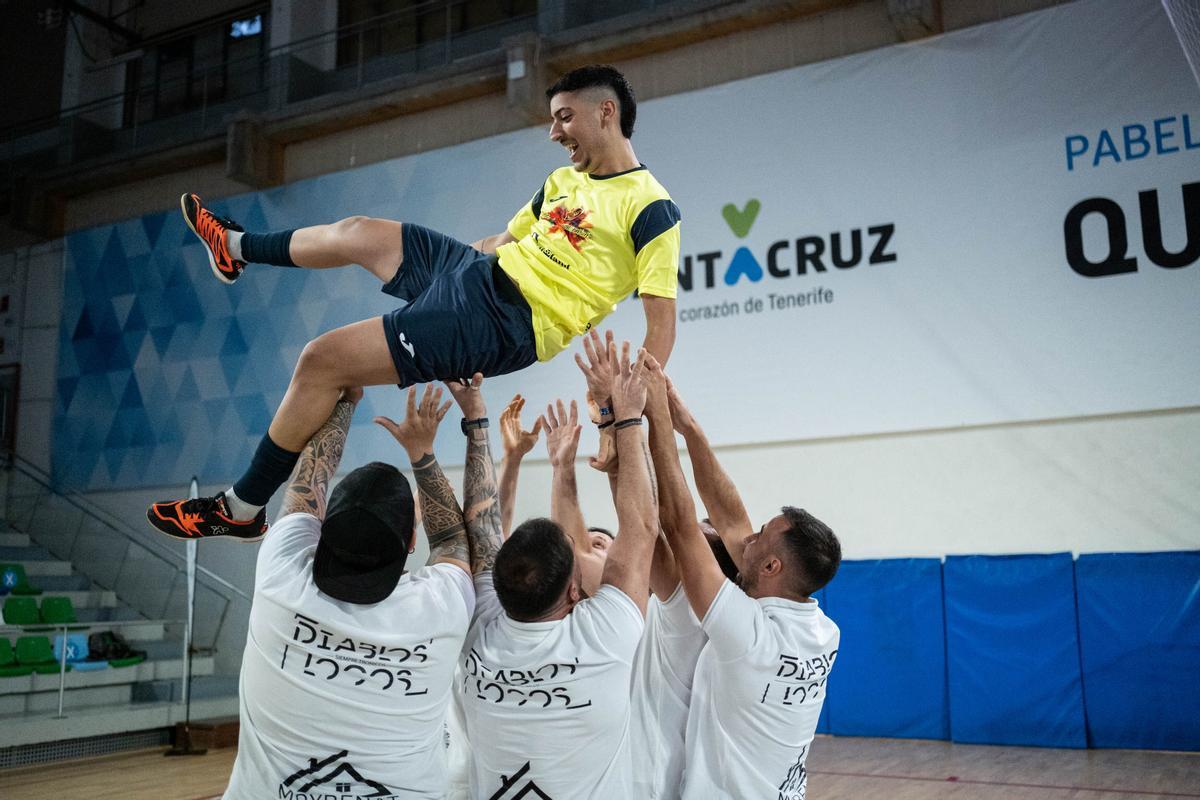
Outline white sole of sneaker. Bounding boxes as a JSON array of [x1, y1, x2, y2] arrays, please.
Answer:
[[180, 193, 237, 286]]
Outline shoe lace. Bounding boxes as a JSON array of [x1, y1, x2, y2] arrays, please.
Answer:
[[178, 495, 220, 519], [209, 211, 244, 233]]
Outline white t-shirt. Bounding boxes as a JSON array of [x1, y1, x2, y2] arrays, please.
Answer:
[[224, 513, 475, 800], [458, 573, 644, 799], [630, 585, 707, 800], [681, 580, 839, 800]]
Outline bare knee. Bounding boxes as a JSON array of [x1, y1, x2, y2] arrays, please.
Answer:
[[294, 334, 345, 387], [331, 215, 375, 239]]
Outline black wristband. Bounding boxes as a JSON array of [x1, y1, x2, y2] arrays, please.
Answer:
[[461, 417, 489, 435], [613, 417, 643, 430], [597, 420, 614, 430]]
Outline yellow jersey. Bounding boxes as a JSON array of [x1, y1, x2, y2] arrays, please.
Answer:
[[497, 165, 681, 361]]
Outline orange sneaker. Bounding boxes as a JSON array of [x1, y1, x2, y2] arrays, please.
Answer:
[[147, 493, 266, 542], [181, 192, 246, 284]]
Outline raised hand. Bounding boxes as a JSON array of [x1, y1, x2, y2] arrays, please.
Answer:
[[588, 426, 618, 474], [445, 372, 487, 420], [665, 376, 700, 435], [374, 384, 452, 460], [608, 340, 652, 421], [574, 329, 615, 407], [500, 394, 543, 459], [542, 399, 582, 469]]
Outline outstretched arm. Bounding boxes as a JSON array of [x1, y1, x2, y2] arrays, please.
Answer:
[[543, 399, 590, 555], [641, 294, 676, 367], [599, 342, 658, 616], [667, 380, 753, 573], [374, 385, 470, 572], [644, 369, 725, 618], [498, 394, 543, 538], [280, 389, 360, 520], [447, 374, 504, 575]]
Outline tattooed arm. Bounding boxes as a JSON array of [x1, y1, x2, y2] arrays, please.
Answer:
[[446, 375, 503, 575], [279, 390, 360, 520], [375, 385, 471, 573]]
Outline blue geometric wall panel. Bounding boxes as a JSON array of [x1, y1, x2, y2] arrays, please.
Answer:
[[53, 130, 610, 492]]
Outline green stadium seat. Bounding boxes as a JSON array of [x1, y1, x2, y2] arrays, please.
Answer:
[[1, 563, 41, 596], [40, 596, 77, 625], [0, 638, 30, 677], [3, 596, 40, 625], [108, 654, 146, 668], [15, 636, 69, 674]]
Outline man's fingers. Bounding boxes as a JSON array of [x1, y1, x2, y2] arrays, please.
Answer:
[[470, 372, 484, 390], [620, 340, 632, 374], [531, 416, 546, 435], [568, 399, 578, 426], [374, 416, 401, 438], [570, 424, 582, 448], [436, 400, 453, 421], [405, 386, 417, 417]]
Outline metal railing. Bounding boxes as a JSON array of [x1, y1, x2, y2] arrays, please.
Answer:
[[3, 0, 541, 175], [3, 455, 250, 657]]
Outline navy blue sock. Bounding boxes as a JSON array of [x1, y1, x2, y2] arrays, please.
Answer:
[[232, 433, 301, 507], [240, 230, 297, 267]]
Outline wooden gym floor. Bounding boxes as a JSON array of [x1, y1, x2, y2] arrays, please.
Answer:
[[3, 735, 1198, 799]]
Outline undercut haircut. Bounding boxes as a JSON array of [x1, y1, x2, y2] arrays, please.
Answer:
[[779, 507, 841, 597], [494, 518, 576, 621], [546, 64, 637, 139]]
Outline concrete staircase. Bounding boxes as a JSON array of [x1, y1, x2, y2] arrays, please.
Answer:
[[0, 525, 239, 748]]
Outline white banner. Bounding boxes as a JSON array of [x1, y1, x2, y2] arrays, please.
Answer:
[[448, 0, 1200, 456], [55, 0, 1200, 485]]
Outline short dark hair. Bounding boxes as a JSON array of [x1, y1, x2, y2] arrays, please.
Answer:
[[778, 507, 841, 597], [494, 518, 575, 621], [704, 531, 740, 582], [587, 526, 614, 540], [546, 64, 637, 138]]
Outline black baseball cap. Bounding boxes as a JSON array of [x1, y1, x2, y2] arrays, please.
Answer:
[[313, 462, 415, 605]]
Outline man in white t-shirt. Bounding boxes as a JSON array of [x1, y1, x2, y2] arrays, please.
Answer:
[[456, 343, 660, 799], [644, 374, 843, 800], [225, 385, 485, 799]]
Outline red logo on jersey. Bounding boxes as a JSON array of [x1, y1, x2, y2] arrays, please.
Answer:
[[542, 205, 594, 252]]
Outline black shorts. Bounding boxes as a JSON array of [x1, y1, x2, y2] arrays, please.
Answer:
[[380, 224, 537, 387]]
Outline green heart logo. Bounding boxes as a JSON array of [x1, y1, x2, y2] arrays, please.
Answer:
[[721, 199, 761, 238]]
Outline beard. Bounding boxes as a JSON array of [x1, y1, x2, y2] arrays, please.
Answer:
[[736, 569, 757, 593]]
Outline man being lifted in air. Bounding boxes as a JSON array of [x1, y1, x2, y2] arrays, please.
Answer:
[[147, 64, 681, 542]]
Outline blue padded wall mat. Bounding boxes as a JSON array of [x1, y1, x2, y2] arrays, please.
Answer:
[[944, 553, 1087, 747], [823, 559, 948, 739], [1076, 551, 1200, 750]]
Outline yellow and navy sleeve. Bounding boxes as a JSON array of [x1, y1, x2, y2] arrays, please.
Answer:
[[631, 198, 682, 299], [507, 174, 550, 241]]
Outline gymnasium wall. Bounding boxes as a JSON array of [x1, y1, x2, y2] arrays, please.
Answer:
[[17, 0, 1200, 685]]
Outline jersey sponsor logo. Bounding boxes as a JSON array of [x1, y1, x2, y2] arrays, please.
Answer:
[[488, 762, 554, 799], [541, 205, 594, 252], [777, 745, 809, 800], [397, 332, 416, 359], [279, 750, 397, 799]]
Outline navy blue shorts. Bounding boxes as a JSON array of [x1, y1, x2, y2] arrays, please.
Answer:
[[380, 224, 537, 387]]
